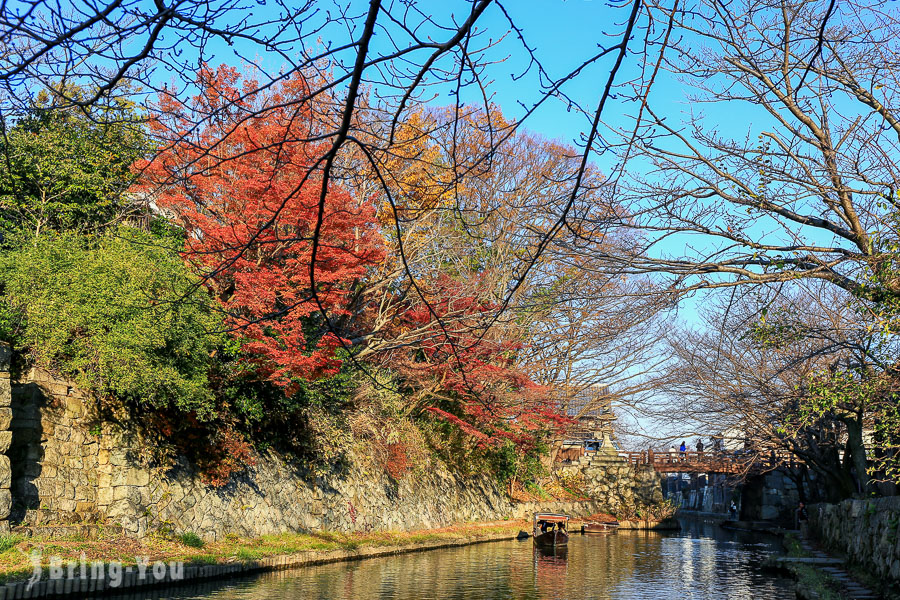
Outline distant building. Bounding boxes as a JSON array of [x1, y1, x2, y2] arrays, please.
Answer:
[[560, 385, 618, 451]]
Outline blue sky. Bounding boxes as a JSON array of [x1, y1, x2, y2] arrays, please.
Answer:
[[157, 0, 819, 320]]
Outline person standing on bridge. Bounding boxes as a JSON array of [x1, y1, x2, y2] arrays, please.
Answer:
[[696, 438, 704, 457], [679, 441, 687, 462]]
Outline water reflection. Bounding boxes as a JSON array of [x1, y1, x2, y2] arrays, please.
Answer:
[[534, 545, 568, 597], [107, 519, 793, 600]]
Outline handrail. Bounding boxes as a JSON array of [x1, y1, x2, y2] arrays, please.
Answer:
[[557, 447, 804, 473]]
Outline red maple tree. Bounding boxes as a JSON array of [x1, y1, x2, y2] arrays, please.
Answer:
[[141, 65, 383, 390], [393, 274, 570, 446]]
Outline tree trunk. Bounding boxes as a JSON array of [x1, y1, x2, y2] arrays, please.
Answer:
[[843, 413, 872, 496]]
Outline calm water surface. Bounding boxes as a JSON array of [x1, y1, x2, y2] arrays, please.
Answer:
[[111, 519, 793, 600]]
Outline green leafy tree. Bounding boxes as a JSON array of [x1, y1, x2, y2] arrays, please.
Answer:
[[0, 228, 223, 417], [0, 87, 149, 236]]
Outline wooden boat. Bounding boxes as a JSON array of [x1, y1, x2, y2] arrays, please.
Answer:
[[533, 513, 570, 548], [581, 520, 619, 533], [580, 512, 620, 534]]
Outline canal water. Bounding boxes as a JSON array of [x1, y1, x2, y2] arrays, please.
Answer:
[[109, 519, 794, 600]]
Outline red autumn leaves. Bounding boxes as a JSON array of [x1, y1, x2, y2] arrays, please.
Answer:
[[143, 66, 382, 388], [140, 65, 565, 444]]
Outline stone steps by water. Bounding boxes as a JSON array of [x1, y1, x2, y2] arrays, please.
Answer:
[[797, 539, 879, 599]]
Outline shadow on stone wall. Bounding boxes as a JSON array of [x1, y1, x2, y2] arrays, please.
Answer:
[[10, 370, 102, 526], [9, 380, 45, 523], [738, 472, 799, 524]]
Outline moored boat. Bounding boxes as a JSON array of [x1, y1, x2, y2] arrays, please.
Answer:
[[533, 513, 570, 547], [581, 520, 619, 533], [580, 512, 620, 534]]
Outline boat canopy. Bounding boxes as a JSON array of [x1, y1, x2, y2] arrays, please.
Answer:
[[533, 513, 569, 523]]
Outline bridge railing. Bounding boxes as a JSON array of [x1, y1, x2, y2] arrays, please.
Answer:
[[617, 449, 804, 473], [556, 446, 804, 473]]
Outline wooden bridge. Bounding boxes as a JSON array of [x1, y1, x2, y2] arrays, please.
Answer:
[[557, 446, 802, 475], [619, 450, 802, 475]]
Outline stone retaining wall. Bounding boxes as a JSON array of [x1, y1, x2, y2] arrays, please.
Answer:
[[108, 451, 513, 539], [809, 496, 900, 581], [9, 368, 100, 526], [9, 368, 519, 539], [508, 500, 604, 520], [555, 450, 665, 513], [7, 367, 658, 541]]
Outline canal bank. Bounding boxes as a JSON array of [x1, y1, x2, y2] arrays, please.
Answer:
[[0, 511, 687, 599], [677, 508, 896, 599]]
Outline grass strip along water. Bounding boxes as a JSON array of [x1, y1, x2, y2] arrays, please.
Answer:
[[0, 521, 526, 598]]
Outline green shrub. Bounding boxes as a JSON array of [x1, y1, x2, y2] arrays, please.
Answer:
[[0, 88, 149, 236], [0, 534, 22, 553], [178, 532, 204, 548]]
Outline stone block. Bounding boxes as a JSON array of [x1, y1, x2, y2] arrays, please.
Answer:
[[64, 396, 84, 415], [97, 487, 113, 506], [0, 379, 11, 408], [46, 382, 68, 398], [33, 479, 54, 497], [126, 469, 150, 487], [69, 429, 85, 446], [72, 471, 88, 487], [0, 489, 12, 518], [41, 447, 57, 463], [57, 498, 76, 512], [110, 469, 128, 487], [109, 451, 128, 468], [55, 426, 70, 442], [182, 493, 197, 511], [40, 421, 55, 437], [75, 484, 95, 502], [0, 408, 12, 431], [105, 499, 134, 520], [121, 515, 142, 535]]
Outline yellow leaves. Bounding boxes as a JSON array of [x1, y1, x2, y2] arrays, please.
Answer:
[[377, 105, 519, 224], [379, 109, 455, 222]]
